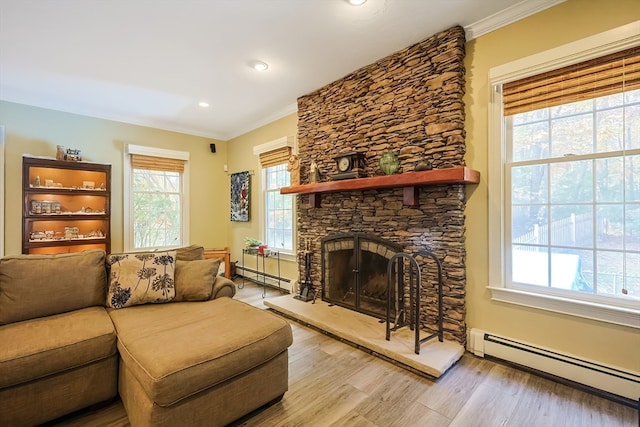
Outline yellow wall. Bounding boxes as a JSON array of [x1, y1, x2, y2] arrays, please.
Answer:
[[464, 0, 640, 370], [0, 101, 229, 255], [1, 0, 637, 372], [227, 113, 299, 286]]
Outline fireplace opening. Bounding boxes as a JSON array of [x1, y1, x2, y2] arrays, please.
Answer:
[[321, 233, 402, 319]]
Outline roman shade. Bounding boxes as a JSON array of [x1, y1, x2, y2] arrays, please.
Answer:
[[503, 46, 640, 116], [131, 155, 185, 173], [258, 147, 291, 168]]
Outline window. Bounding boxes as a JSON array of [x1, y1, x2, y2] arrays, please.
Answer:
[[488, 23, 640, 327], [253, 137, 296, 255], [124, 145, 189, 251], [264, 163, 294, 253]]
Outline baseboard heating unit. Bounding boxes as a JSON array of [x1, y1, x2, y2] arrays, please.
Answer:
[[469, 329, 640, 404]]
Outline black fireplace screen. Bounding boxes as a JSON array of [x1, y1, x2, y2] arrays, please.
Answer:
[[321, 233, 401, 319]]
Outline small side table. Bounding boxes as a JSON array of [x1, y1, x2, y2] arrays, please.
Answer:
[[241, 248, 282, 297]]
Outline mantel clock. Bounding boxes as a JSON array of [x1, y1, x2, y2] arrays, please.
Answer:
[[331, 152, 367, 180]]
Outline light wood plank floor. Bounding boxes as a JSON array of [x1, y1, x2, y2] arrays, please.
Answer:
[[51, 281, 638, 427]]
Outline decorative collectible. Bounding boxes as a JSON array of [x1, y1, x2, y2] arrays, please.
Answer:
[[415, 159, 433, 171], [379, 151, 400, 175], [310, 161, 322, 183], [287, 154, 301, 186], [331, 151, 366, 180]]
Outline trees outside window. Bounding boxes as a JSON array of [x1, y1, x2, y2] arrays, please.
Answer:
[[264, 163, 294, 253], [508, 91, 640, 300], [132, 169, 182, 249]]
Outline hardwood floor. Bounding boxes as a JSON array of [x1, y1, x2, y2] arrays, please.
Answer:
[[51, 280, 638, 427]]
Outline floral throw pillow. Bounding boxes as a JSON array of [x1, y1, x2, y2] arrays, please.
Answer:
[[107, 251, 177, 309]]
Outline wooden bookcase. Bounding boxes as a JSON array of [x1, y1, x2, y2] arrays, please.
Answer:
[[22, 156, 111, 255]]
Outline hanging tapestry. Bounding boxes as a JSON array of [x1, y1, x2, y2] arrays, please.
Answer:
[[230, 171, 250, 221]]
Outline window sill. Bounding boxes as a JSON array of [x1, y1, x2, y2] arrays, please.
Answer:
[[277, 252, 296, 263], [488, 286, 639, 329]]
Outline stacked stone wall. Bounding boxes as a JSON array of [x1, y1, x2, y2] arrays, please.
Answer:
[[295, 25, 468, 344]]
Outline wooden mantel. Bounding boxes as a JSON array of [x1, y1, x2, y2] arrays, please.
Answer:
[[281, 166, 480, 207]]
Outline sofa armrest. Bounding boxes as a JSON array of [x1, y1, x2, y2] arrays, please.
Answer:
[[211, 276, 236, 299]]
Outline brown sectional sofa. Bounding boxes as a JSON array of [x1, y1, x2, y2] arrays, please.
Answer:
[[0, 247, 293, 426]]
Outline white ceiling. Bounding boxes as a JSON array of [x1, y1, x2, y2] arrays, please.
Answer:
[[0, 0, 563, 141]]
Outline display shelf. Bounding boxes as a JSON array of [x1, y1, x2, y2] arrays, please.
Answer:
[[22, 156, 111, 254], [280, 166, 480, 207], [27, 237, 108, 245]]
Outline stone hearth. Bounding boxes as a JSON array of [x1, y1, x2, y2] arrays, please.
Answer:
[[265, 295, 463, 378]]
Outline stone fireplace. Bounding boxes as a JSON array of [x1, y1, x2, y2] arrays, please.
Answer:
[[322, 233, 401, 320], [294, 25, 469, 345]]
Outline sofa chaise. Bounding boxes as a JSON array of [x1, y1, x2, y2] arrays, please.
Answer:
[[0, 246, 293, 426]]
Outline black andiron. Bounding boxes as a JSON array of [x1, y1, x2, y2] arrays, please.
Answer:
[[294, 239, 317, 302], [385, 250, 444, 354]]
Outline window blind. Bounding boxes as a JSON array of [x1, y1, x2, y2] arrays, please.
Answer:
[[503, 46, 640, 116], [131, 154, 185, 173], [259, 146, 291, 168]]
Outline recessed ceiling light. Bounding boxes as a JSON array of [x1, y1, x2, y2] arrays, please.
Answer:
[[252, 61, 269, 72], [347, 0, 367, 5], [198, 101, 210, 108]]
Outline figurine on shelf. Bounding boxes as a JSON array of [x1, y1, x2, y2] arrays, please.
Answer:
[[56, 145, 66, 160], [287, 154, 301, 186], [33, 176, 41, 187], [415, 159, 433, 171], [310, 161, 322, 183], [64, 148, 82, 162]]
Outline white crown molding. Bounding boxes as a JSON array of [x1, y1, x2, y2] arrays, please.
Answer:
[[227, 102, 299, 141], [465, 0, 567, 40]]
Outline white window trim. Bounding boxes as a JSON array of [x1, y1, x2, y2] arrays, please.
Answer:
[[252, 136, 295, 156], [488, 21, 640, 328], [123, 144, 190, 251]]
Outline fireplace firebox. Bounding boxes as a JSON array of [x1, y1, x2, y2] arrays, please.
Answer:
[[321, 233, 402, 319]]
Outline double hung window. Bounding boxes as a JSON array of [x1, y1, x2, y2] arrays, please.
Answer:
[[488, 27, 639, 326], [124, 145, 189, 251], [264, 163, 294, 253]]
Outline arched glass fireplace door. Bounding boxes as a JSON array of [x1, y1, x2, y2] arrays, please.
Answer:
[[321, 233, 402, 319]]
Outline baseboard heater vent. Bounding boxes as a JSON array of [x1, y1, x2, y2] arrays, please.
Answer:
[[236, 264, 291, 292], [469, 328, 640, 403]]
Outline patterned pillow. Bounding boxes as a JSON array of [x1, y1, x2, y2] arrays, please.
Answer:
[[106, 251, 177, 309]]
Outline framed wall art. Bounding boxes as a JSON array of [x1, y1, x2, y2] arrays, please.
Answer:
[[230, 171, 250, 222]]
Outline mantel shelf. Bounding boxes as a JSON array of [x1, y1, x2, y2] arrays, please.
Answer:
[[280, 166, 480, 208]]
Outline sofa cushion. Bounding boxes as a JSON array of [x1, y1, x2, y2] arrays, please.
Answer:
[[109, 298, 293, 406], [0, 306, 117, 389], [174, 259, 220, 301], [0, 250, 107, 325], [175, 245, 205, 261], [106, 251, 176, 309]]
